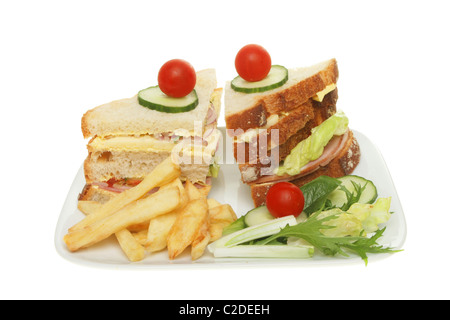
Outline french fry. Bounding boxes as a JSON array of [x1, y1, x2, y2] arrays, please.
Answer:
[[167, 198, 208, 259], [191, 216, 211, 260], [145, 211, 179, 252], [207, 198, 222, 210], [78, 200, 148, 260], [115, 229, 146, 262], [209, 204, 238, 223], [77, 200, 149, 232], [77, 200, 102, 215], [64, 186, 181, 252], [131, 230, 148, 246], [69, 157, 180, 232], [126, 221, 150, 232], [189, 186, 214, 260], [143, 178, 189, 252], [208, 204, 238, 242], [160, 178, 189, 207], [197, 184, 212, 198], [184, 180, 203, 201]]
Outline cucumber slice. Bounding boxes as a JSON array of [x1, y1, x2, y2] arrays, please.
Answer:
[[231, 65, 288, 93], [244, 206, 274, 227], [138, 86, 199, 113], [327, 175, 378, 208]]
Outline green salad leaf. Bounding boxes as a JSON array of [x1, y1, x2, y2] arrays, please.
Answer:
[[256, 211, 401, 265], [276, 111, 349, 176], [221, 216, 246, 236], [315, 209, 364, 237], [347, 197, 392, 233], [299, 176, 342, 215]]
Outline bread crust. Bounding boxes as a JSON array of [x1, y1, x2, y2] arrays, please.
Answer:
[[226, 103, 268, 134], [81, 109, 93, 139], [225, 59, 338, 132], [250, 133, 361, 208]]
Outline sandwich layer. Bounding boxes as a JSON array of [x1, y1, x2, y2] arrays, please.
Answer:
[[84, 129, 221, 184], [232, 88, 338, 164], [82, 70, 220, 138], [244, 128, 353, 185], [225, 59, 338, 132], [84, 149, 211, 185], [250, 131, 361, 207]]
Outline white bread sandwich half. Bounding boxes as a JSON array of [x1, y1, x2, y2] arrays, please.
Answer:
[[224, 58, 360, 207], [80, 69, 222, 202]]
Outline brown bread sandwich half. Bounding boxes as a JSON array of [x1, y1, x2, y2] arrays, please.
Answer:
[[224, 57, 360, 207]]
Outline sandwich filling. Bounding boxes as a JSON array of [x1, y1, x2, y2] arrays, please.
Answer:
[[240, 111, 351, 184], [275, 110, 348, 176]]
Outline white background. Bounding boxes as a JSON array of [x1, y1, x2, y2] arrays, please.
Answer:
[[1, 0, 449, 300]]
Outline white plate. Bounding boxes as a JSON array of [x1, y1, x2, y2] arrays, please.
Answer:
[[54, 129, 407, 269]]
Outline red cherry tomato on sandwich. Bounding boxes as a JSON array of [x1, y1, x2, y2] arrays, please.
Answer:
[[158, 59, 196, 98], [235, 44, 272, 82], [265, 182, 305, 218]]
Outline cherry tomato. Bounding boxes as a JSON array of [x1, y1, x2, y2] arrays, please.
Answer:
[[235, 44, 272, 82], [265, 182, 305, 218], [158, 59, 196, 98]]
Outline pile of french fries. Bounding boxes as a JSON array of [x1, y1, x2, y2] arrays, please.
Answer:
[[64, 157, 237, 262]]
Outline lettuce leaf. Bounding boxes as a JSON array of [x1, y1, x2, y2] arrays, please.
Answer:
[[315, 209, 364, 237], [347, 197, 392, 233], [276, 111, 349, 176]]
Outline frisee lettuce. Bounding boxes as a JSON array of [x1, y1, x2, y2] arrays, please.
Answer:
[[256, 212, 401, 265]]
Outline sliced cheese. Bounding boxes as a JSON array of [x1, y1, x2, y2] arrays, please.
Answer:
[[312, 84, 336, 102], [88, 129, 221, 156], [88, 135, 176, 152]]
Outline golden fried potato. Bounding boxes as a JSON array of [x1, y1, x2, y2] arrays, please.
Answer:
[[159, 178, 188, 207], [207, 198, 222, 210], [115, 229, 146, 262], [191, 217, 211, 260], [197, 184, 212, 198], [209, 204, 238, 223], [208, 204, 238, 242], [77, 201, 102, 215], [77, 200, 149, 232], [184, 180, 203, 201], [145, 211, 179, 252], [167, 198, 208, 259], [131, 230, 148, 246], [64, 187, 181, 252]]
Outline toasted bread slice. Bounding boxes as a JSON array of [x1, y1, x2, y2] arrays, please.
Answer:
[[249, 132, 361, 208], [225, 59, 338, 132]]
